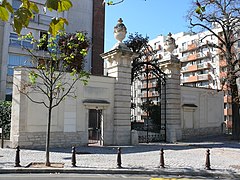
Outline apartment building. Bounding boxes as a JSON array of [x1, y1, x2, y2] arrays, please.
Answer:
[[132, 29, 233, 128], [0, 0, 105, 100]]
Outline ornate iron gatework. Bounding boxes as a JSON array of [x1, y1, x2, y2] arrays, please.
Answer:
[[129, 36, 167, 143]]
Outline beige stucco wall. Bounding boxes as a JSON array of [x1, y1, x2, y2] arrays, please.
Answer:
[[181, 86, 224, 139], [10, 68, 115, 148]]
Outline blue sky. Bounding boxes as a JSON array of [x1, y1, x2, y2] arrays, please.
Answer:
[[104, 0, 193, 51]]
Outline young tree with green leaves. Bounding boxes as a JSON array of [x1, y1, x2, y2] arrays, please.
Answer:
[[17, 31, 90, 166], [189, 0, 240, 139]]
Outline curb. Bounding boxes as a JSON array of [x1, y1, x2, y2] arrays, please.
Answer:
[[0, 168, 239, 179]]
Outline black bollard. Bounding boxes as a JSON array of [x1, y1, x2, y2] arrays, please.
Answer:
[[71, 146, 77, 167], [160, 148, 165, 168], [14, 146, 21, 167], [117, 147, 122, 168], [205, 149, 211, 170]]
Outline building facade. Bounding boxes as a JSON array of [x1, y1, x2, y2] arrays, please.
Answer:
[[0, 0, 105, 100]]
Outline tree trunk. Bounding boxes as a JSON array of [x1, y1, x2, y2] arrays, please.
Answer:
[[230, 81, 240, 140], [231, 103, 240, 140], [45, 102, 52, 166]]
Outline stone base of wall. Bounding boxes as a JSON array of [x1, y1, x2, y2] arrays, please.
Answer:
[[182, 127, 222, 140], [11, 131, 87, 148]]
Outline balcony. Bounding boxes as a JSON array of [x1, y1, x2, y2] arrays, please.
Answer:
[[197, 62, 210, 69], [181, 64, 197, 72], [188, 43, 198, 51], [142, 83, 156, 89], [224, 96, 232, 103], [182, 62, 210, 73], [142, 91, 159, 98], [224, 109, 232, 116], [182, 74, 210, 83], [181, 52, 210, 62], [198, 74, 210, 81], [220, 71, 228, 79], [219, 59, 227, 67], [181, 43, 198, 52]]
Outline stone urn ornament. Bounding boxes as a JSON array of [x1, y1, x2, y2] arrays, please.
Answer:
[[164, 32, 178, 54], [114, 18, 127, 43]]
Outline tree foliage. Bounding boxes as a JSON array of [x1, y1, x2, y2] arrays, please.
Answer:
[[140, 100, 160, 126], [189, 0, 240, 139], [0, 0, 72, 36], [0, 101, 12, 139], [0, 0, 126, 36]]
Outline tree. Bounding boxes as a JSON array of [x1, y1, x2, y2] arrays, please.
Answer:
[[125, 32, 149, 82], [140, 100, 161, 126], [17, 31, 90, 166], [189, 0, 240, 139]]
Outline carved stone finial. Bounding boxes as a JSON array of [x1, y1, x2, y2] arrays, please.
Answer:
[[164, 32, 178, 54], [114, 18, 127, 43]]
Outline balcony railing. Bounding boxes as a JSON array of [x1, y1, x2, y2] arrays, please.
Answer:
[[219, 59, 227, 67], [197, 62, 209, 69], [224, 109, 232, 116], [224, 96, 232, 103], [181, 52, 210, 62], [182, 74, 210, 83]]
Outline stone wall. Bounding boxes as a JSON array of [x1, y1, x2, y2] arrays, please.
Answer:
[[182, 127, 222, 140], [181, 86, 224, 140], [10, 68, 116, 148], [12, 132, 87, 149]]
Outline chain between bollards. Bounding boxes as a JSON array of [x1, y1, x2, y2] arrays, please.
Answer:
[[205, 149, 211, 170], [14, 146, 21, 167], [71, 146, 77, 167], [160, 148, 165, 168], [117, 147, 122, 168]]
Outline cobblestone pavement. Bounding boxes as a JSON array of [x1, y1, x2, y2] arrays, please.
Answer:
[[0, 135, 239, 178]]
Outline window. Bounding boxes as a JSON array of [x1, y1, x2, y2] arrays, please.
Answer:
[[38, 14, 52, 25], [8, 54, 32, 76], [9, 33, 33, 49]]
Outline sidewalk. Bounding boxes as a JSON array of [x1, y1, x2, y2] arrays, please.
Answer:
[[0, 135, 239, 179]]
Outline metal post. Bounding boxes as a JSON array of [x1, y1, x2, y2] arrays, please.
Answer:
[[117, 147, 122, 168], [14, 146, 21, 167], [160, 148, 165, 168], [205, 149, 211, 170], [146, 67, 149, 144], [71, 146, 77, 167]]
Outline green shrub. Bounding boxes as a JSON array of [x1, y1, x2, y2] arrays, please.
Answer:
[[0, 101, 12, 139]]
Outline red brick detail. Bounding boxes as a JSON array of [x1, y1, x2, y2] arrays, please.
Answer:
[[91, 0, 105, 75]]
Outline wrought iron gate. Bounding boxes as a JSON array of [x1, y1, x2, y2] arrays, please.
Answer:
[[131, 43, 167, 143]]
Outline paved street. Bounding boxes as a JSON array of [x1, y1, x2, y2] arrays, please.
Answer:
[[0, 135, 239, 179], [0, 174, 234, 180]]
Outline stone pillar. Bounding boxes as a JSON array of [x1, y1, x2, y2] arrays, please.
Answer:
[[101, 18, 137, 145], [160, 54, 182, 142], [101, 48, 135, 145]]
